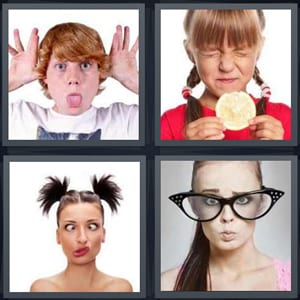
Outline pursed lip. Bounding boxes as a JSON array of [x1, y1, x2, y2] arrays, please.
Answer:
[[73, 246, 90, 257], [220, 230, 237, 241]]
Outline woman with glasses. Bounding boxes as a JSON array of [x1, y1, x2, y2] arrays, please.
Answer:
[[161, 161, 291, 291]]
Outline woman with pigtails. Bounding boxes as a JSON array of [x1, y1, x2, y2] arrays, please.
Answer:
[[160, 10, 291, 140], [30, 175, 132, 292]]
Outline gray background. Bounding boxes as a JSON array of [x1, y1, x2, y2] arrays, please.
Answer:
[[161, 160, 291, 272]]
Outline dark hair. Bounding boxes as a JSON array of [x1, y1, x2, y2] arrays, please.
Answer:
[[183, 10, 267, 127], [174, 160, 262, 290], [37, 175, 122, 225]]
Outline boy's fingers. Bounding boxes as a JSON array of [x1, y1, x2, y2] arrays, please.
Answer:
[[27, 28, 39, 54], [117, 25, 122, 51], [8, 44, 18, 56], [13, 29, 24, 52], [130, 37, 139, 54], [123, 26, 130, 50], [109, 32, 119, 55]]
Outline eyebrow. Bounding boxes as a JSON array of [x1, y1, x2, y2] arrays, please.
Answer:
[[62, 219, 101, 224], [200, 189, 243, 196]]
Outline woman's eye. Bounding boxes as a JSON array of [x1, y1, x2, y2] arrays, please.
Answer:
[[88, 223, 98, 231], [80, 62, 92, 70], [236, 197, 250, 205], [65, 224, 75, 232], [55, 63, 67, 71], [205, 198, 219, 206]]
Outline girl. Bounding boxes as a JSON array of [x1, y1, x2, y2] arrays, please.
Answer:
[[9, 19, 138, 140], [30, 175, 133, 292], [161, 161, 291, 291], [160, 10, 291, 140]]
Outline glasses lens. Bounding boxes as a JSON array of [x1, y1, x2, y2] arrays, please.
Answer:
[[233, 193, 272, 219], [183, 196, 221, 221]]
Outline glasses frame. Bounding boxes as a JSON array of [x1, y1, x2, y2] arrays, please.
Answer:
[[168, 186, 285, 222]]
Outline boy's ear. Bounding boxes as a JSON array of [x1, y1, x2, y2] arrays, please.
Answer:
[[56, 229, 61, 244], [183, 39, 195, 64]]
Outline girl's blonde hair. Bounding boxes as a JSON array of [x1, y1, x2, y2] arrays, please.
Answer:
[[184, 10, 264, 50], [183, 10, 267, 125], [36, 22, 110, 98]]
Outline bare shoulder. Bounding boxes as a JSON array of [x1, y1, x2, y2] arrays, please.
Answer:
[[161, 267, 180, 291], [30, 275, 60, 292], [99, 273, 133, 292]]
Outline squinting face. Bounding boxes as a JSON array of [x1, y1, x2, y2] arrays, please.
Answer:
[[56, 202, 105, 265], [190, 39, 261, 101], [193, 161, 260, 251], [44, 56, 100, 115]]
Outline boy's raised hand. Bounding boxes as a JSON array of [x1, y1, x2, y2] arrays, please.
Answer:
[[8, 28, 39, 92], [109, 25, 139, 94]]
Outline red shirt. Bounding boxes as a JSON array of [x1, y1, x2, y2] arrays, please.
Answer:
[[160, 99, 291, 140]]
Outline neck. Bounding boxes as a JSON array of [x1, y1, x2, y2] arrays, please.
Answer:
[[209, 238, 261, 274], [62, 259, 99, 290], [199, 89, 219, 110]]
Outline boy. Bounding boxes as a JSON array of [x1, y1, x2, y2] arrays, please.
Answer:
[[8, 23, 138, 140]]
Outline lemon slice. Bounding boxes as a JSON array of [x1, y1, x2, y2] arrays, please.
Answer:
[[216, 91, 256, 130]]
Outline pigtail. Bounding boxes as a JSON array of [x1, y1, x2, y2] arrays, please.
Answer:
[[184, 65, 203, 125], [37, 176, 69, 216], [253, 66, 268, 115], [91, 175, 122, 213]]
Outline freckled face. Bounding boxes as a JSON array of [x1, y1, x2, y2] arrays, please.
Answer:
[[56, 202, 105, 265], [189, 39, 261, 102], [44, 56, 100, 115], [193, 161, 260, 251]]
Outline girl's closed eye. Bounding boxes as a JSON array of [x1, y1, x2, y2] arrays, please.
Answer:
[[199, 50, 220, 58], [235, 50, 250, 57]]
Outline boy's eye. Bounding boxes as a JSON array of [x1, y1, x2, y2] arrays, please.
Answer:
[[55, 63, 67, 71], [88, 223, 99, 231], [65, 224, 75, 232], [80, 62, 92, 70]]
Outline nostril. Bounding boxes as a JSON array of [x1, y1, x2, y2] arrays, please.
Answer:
[[68, 80, 79, 85]]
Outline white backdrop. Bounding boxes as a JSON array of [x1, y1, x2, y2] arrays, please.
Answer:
[[160, 160, 291, 272], [8, 9, 139, 108], [160, 9, 291, 115], [9, 161, 140, 292]]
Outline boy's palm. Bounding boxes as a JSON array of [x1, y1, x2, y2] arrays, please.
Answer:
[[109, 25, 139, 93], [9, 28, 39, 91]]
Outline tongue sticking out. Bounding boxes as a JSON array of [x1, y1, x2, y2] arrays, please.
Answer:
[[67, 94, 82, 108]]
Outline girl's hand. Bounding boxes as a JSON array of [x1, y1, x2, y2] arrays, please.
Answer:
[[109, 25, 139, 94], [8, 28, 39, 92], [185, 117, 226, 140], [249, 115, 284, 140]]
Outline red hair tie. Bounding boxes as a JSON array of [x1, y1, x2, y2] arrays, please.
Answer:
[[260, 83, 271, 100], [182, 86, 192, 99]]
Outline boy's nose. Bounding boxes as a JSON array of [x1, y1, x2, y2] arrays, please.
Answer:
[[68, 79, 79, 85], [67, 66, 81, 85]]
